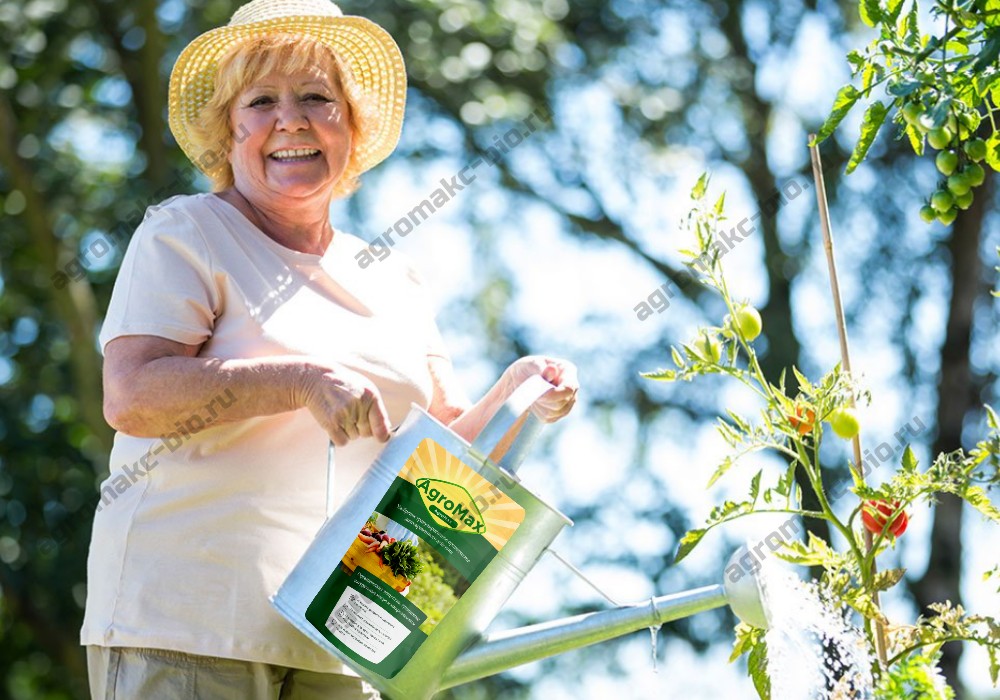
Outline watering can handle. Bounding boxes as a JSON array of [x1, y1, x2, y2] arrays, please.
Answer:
[[470, 373, 553, 475], [325, 375, 553, 516]]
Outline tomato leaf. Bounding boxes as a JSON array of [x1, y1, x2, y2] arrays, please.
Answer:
[[872, 567, 907, 592], [846, 100, 889, 174], [749, 468, 762, 505], [748, 639, 771, 699], [928, 97, 954, 129], [707, 454, 736, 488], [674, 528, 707, 563], [985, 133, 1000, 172], [986, 404, 999, 432], [886, 0, 906, 23], [713, 191, 726, 216], [862, 63, 876, 93], [962, 485, 1000, 522], [846, 49, 866, 74], [729, 622, 758, 663], [640, 368, 677, 381], [671, 346, 686, 368], [903, 2, 920, 47], [984, 0, 1000, 28], [904, 122, 925, 156], [811, 85, 861, 145], [887, 80, 921, 97], [691, 172, 710, 200], [859, 0, 881, 28]]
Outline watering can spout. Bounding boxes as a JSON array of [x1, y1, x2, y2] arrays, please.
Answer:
[[440, 545, 769, 691]]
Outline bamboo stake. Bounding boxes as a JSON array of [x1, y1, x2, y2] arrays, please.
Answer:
[[808, 136, 889, 667]]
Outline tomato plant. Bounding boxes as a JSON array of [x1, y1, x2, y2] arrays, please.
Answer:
[[813, 0, 1000, 225], [643, 175, 1000, 698]]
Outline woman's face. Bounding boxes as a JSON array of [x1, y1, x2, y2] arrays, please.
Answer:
[[228, 62, 352, 206]]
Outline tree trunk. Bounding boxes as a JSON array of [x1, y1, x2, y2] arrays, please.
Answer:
[[911, 170, 993, 696]]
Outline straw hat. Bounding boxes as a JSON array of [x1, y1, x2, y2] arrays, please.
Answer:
[[168, 0, 406, 180]]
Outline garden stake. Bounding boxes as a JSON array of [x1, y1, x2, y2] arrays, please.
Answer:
[[808, 136, 889, 667]]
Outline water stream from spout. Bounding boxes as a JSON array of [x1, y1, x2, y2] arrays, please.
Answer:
[[759, 558, 874, 698], [649, 623, 661, 673], [546, 549, 665, 672]]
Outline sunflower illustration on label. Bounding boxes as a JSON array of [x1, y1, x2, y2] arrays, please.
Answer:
[[398, 438, 525, 551]]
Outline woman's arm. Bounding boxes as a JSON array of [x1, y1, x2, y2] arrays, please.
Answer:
[[103, 335, 391, 446], [426, 355, 579, 445]]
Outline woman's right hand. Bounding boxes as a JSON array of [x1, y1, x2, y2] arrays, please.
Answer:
[[298, 362, 391, 446]]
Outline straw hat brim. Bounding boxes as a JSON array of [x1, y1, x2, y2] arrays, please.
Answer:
[[168, 14, 406, 181]]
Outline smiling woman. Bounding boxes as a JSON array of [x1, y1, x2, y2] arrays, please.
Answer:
[[80, 0, 579, 698], [190, 35, 376, 199]]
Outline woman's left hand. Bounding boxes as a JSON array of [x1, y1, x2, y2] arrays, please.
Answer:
[[501, 356, 579, 423]]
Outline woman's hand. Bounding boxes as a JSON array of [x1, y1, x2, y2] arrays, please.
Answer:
[[500, 356, 579, 423], [298, 362, 391, 446]]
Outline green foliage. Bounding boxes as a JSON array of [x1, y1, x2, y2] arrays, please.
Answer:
[[848, 100, 890, 173], [405, 549, 459, 636], [887, 603, 1000, 686], [816, 0, 1000, 221], [381, 540, 424, 579], [731, 624, 770, 699], [875, 650, 955, 699], [646, 177, 1000, 697]]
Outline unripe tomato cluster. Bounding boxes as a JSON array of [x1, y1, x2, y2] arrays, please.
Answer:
[[902, 100, 988, 225], [691, 305, 763, 364]]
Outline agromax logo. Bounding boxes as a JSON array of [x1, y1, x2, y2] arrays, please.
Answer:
[[414, 478, 486, 534]]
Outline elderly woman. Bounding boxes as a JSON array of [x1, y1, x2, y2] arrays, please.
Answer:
[[80, 0, 578, 697]]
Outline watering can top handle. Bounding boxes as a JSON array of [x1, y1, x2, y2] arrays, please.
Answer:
[[470, 374, 553, 475]]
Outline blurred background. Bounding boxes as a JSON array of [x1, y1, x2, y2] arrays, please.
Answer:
[[1, 0, 998, 697]]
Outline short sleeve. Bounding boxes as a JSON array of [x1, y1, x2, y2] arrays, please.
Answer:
[[99, 201, 220, 353]]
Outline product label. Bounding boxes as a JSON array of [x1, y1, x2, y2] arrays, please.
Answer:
[[305, 438, 526, 678]]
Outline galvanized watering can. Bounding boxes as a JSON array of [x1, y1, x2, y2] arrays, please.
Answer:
[[271, 376, 768, 699]]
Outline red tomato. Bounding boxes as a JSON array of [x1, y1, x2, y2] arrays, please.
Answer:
[[788, 405, 816, 435], [862, 500, 908, 537]]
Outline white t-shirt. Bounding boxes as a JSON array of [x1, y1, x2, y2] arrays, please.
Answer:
[[81, 192, 449, 672]]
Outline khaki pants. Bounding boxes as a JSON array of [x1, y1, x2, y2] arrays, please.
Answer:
[[86, 646, 381, 700]]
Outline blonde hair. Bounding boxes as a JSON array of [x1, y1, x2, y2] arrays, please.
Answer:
[[189, 34, 375, 198]]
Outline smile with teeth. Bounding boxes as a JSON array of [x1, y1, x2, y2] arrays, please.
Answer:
[[269, 148, 321, 162]]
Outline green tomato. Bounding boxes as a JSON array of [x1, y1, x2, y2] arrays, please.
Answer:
[[935, 150, 958, 176], [694, 333, 722, 364], [919, 205, 938, 223], [733, 306, 763, 342], [931, 189, 954, 213], [828, 408, 860, 439], [902, 102, 924, 126], [959, 110, 982, 133], [965, 162, 985, 187], [947, 173, 971, 196], [927, 126, 953, 150], [964, 138, 987, 162], [954, 190, 974, 210], [937, 207, 958, 225]]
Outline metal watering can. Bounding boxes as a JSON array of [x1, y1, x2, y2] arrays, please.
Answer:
[[272, 376, 768, 699]]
